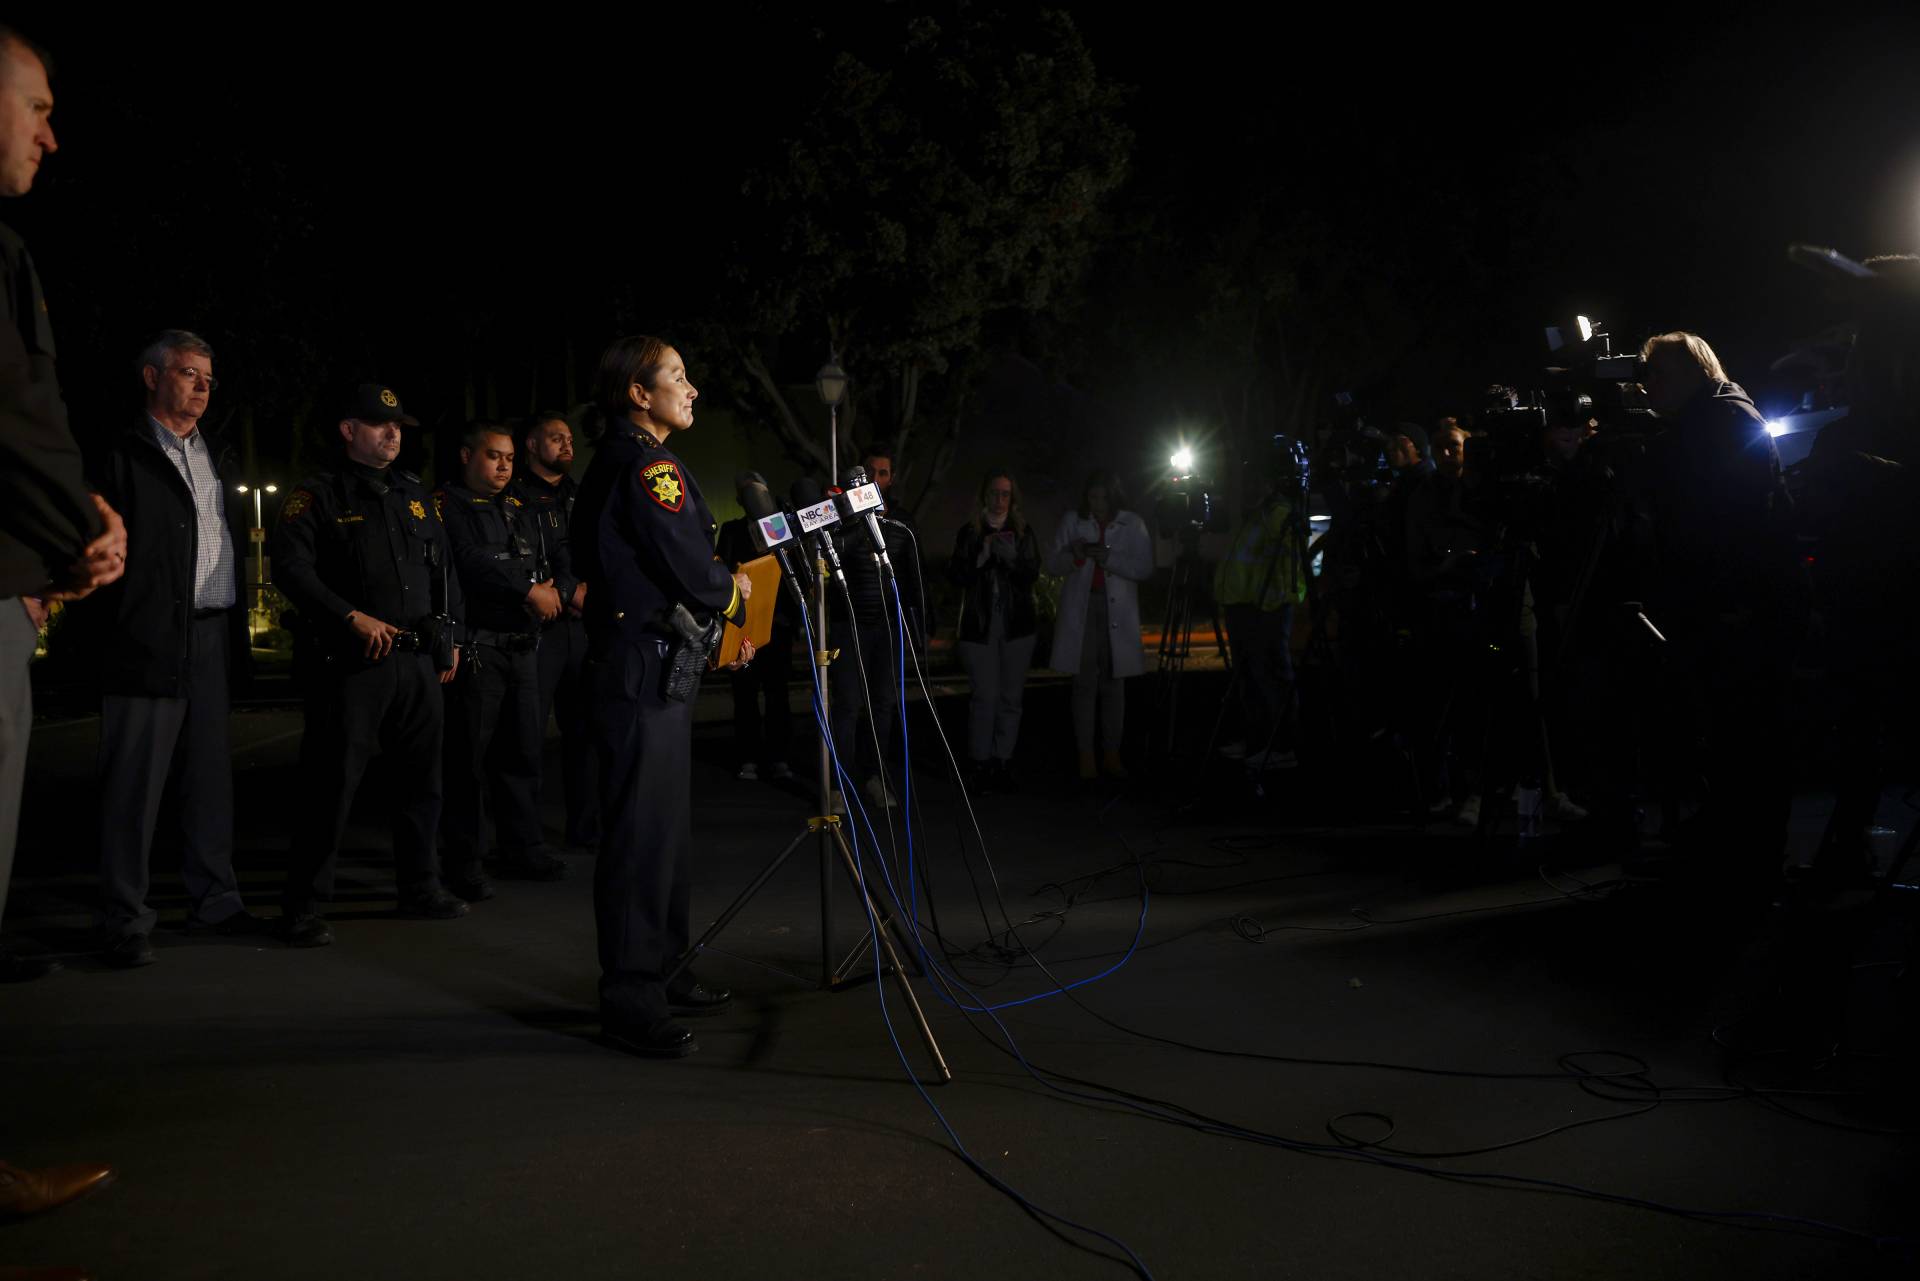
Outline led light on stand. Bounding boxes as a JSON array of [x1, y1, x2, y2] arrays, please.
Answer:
[[1765, 420, 1786, 437], [1169, 446, 1195, 475]]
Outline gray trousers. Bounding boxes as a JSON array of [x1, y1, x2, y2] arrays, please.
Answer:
[[1072, 588, 1124, 753], [956, 613, 1035, 763], [97, 614, 241, 937], [0, 602, 36, 928]]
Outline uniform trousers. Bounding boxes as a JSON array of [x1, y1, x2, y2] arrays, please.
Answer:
[[0, 602, 36, 927], [536, 615, 600, 847], [97, 614, 242, 937], [285, 651, 446, 912], [590, 635, 694, 1025], [443, 638, 546, 879]]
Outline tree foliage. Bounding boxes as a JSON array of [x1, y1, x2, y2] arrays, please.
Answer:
[[705, 6, 1130, 500]]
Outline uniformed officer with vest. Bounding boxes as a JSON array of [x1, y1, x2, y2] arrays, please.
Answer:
[[571, 335, 750, 1059], [434, 421, 567, 898], [272, 383, 468, 947], [508, 411, 599, 852]]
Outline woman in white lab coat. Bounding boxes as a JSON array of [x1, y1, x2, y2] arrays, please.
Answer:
[[1046, 470, 1153, 779]]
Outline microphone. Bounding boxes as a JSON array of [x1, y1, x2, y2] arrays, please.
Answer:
[[788, 477, 846, 577], [836, 466, 893, 573], [738, 472, 806, 586]]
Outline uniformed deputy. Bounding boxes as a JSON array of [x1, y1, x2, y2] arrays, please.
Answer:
[[434, 421, 567, 898], [508, 411, 600, 852], [571, 335, 752, 1059], [272, 382, 469, 947]]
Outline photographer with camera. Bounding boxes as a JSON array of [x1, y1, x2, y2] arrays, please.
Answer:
[[1799, 256, 1920, 891], [1214, 444, 1311, 772], [1403, 419, 1493, 821], [1639, 331, 1797, 894]]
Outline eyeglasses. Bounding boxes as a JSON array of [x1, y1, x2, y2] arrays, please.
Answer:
[[168, 366, 218, 391]]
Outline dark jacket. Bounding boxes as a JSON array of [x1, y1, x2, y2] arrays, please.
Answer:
[[0, 221, 99, 596], [1646, 380, 1794, 620], [832, 508, 922, 635], [948, 519, 1041, 643], [507, 470, 580, 608], [433, 481, 542, 636], [73, 422, 248, 696], [570, 427, 745, 654]]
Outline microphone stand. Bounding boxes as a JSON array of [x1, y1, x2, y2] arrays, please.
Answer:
[[661, 527, 950, 1084]]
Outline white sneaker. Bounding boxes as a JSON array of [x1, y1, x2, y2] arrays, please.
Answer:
[[864, 776, 898, 809], [736, 762, 759, 782], [768, 762, 794, 782], [1454, 793, 1481, 826]]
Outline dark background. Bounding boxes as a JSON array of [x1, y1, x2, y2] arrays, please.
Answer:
[[14, 4, 1920, 526]]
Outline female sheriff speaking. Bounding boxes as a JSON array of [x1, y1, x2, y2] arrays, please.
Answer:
[[571, 335, 753, 1059]]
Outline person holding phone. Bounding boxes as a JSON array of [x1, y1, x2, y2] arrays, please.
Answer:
[[948, 470, 1041, 790]]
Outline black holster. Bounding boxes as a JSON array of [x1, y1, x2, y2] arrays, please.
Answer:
[[661, 604, 722, 703]]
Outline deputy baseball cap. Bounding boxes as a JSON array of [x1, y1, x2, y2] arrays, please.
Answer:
[[340, 382, 420, 427]]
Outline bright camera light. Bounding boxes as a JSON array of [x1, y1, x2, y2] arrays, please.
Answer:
[[1765, 420, 1787, 437], [1169, 447, 1195, 474], [1576, 315, 1594, 342]]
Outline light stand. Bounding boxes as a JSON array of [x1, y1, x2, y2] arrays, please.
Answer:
[[235, 481, 278, 642]]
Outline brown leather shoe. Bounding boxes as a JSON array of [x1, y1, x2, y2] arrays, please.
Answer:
[[0, 1161, 114, 1218]]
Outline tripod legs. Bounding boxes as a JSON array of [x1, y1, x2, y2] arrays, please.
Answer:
[[665, 815, 953, 1084]]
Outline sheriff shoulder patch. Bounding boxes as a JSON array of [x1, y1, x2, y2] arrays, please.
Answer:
[[431, 492, 445, 519], [642, 460, 686, 512], [281, 489, 314, 521]]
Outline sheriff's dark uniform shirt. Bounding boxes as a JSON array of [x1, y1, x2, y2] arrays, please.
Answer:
[[272, 461, 463, 650], [434, 481, 542, 636], [571, 428, 744, 649], [508, 470, 580, 612]]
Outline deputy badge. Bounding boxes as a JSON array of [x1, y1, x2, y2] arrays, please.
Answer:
[[379, 388, 399, 408], [281, 489, 314, 521], [431, 492, 445, 519], [642, 460, 686, 512], [409, 499, 426, 520]]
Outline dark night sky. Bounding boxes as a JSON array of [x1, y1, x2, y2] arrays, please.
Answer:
[[14, 6, 1920, 502]]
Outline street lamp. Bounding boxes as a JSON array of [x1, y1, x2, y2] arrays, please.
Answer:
[[815, 357, 848, 480], [235, 482, 278, 639]]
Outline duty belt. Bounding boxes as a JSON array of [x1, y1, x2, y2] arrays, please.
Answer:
[[468, 627, 539, 653]]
